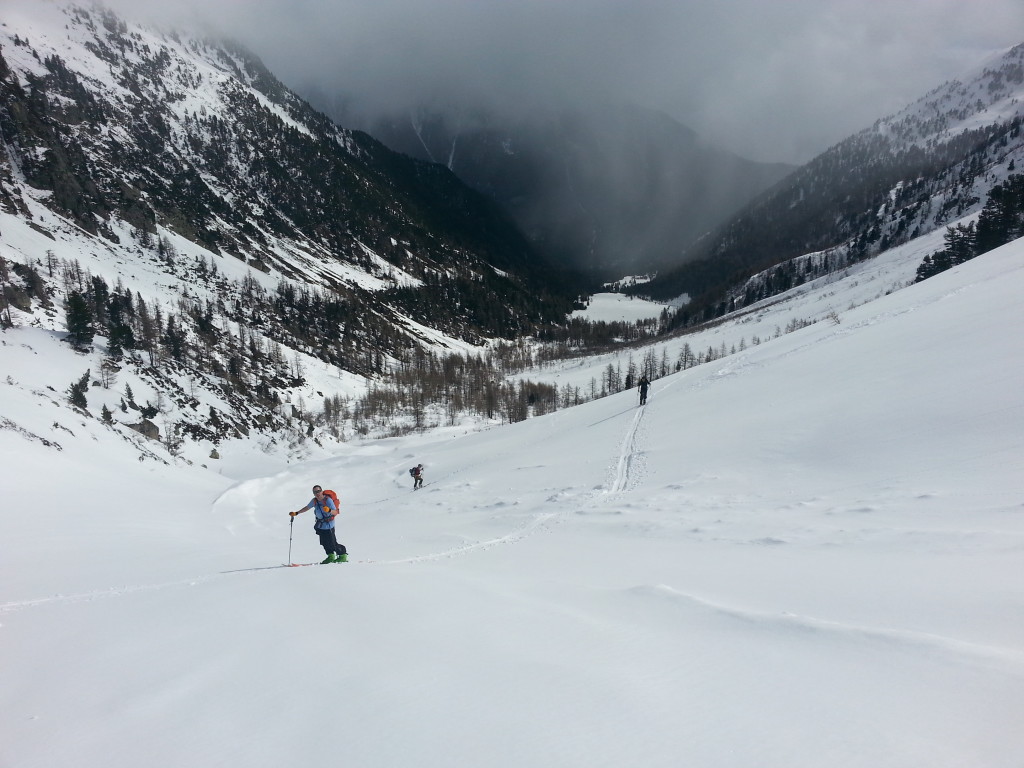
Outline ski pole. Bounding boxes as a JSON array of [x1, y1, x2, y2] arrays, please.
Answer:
[[288, 514, 294, 565]]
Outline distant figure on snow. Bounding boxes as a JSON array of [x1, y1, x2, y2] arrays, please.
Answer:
[[289, 484, 347, 563], [638, 375, 650, 406], [410, 463, 424, 490]]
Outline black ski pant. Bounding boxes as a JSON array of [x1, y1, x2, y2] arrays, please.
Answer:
[[316, 527, 347, 556]]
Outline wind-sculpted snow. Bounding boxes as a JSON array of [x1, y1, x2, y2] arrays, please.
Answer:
[[627, 584, 1024, 669]]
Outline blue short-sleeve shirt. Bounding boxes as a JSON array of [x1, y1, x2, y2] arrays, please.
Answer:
[[307, 496, 337, 530]]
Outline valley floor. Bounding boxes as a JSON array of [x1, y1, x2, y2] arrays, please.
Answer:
[[3, 238, 1024, 767]]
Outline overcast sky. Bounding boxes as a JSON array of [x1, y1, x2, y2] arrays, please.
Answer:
[[102, 0, 1024, 163]]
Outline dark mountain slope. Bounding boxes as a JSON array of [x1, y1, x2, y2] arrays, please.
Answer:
[[324, 101, 794, 279], [644, 43, 1024, 322], [0, 5, 574, 342]]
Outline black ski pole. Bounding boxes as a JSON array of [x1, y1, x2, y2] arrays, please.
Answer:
[[288, 514, 294, 565]]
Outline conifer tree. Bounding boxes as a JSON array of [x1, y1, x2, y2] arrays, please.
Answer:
[[68, 369, 90, 409], [65, 290, 95, 349], [0, 256, 13, 328]]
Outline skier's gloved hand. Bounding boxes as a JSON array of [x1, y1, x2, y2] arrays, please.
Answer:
[[289, 511, 297, 517]]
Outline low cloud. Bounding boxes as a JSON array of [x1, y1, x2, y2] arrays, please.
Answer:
[[100, 0, 1024, 162]]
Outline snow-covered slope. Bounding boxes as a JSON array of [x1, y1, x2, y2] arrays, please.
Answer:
[[3, 231, 1022, 767], [520, 214, 948, 396], [879, 42, 1024, 145]]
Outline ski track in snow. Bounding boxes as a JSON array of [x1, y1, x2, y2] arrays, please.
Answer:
[[350, 394, 657, 563], [0, 373, 716, 619], [6, 558, 1023, 676], [604, 375, 684, 495], [0, 399, 652, 611], [0, 575, 223, 615], [609, 406, 644, 494], [5, 383, 1021, 680]]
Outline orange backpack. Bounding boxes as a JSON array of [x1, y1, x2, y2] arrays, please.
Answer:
[[321, 489, 340, 519]]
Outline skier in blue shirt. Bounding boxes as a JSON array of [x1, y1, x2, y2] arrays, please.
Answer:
[[289, 484, 348, 563]]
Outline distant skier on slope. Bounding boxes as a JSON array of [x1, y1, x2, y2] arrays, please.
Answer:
[[638, 375, 650, 406], [410, 463, 424, 490], [289, 484, 348, 563]]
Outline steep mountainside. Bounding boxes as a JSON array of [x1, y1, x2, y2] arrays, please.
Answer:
[[0, 2, 573, 340], [644, 43, 1024, 321], [322, 101, 793, 279], [0, 1, 584, 463]]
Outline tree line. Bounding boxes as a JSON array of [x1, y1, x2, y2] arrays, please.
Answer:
[[1, 247, 681, 447], [4, 234, 855, 452]]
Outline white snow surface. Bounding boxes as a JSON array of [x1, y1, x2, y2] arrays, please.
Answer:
[[3, 234, 1024, 766], [571, 292, 669, 323]]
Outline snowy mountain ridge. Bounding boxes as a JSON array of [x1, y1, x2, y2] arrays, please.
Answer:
[[875, 42, 1024, 146], [644, 42, 1024, 318], [0, 0, 578, 466], [0, 0, 565, 323]]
